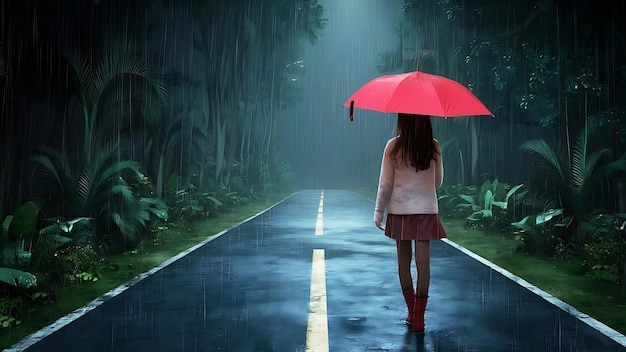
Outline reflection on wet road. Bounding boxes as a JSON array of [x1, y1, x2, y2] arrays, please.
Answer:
[[8, 190, 626, 352]]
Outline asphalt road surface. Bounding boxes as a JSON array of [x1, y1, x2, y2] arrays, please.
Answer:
[[8, 190, 626, 352]]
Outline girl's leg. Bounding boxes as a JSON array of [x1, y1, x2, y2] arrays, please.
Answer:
[[397, 239, 414, 324], [396, 239, 413, 290], [412, 240, 431, 332], [414, 240, 430, 297]]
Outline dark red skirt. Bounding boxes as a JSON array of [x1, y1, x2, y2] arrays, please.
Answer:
[[384, 214, 447, 241]]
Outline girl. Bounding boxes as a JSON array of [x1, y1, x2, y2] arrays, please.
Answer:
[[374, 113, 447, 332]]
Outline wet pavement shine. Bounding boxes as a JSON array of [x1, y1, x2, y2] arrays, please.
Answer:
[[7, 190, 626, 352]]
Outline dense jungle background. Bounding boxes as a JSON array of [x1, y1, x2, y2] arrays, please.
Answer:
[[0, 0, 625, 341]]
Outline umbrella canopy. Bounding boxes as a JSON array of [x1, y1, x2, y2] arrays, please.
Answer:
[[344, 71, 493, 121]]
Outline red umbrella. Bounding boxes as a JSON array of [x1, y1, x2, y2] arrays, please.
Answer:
[[344, 71, 493, 121]]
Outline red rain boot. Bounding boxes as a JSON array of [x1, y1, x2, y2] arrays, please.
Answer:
[[402, 289, 414, 325], [412, 296, 428, 332]]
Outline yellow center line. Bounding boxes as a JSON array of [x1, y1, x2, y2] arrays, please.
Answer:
[[307, 191, 328, 351], [306, 249, 328, 352], [315, 191, 324, 236]]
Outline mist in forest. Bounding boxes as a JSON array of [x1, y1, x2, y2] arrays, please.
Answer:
[[275, 0, 402, 189]]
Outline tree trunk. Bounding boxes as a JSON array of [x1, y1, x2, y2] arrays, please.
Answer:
[[156, 154, 164, 199]]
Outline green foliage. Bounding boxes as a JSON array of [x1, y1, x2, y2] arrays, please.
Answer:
[[59, 244, 110, 284], [168, 181, 247, 222], [578, 214, 626, 283], [0, 203, 41, 267], [169, 184, 208, 221], [455, 179, 524, 230], [515, 43, 560, 127], [31, 146, 167, 253], [0, 268, 37, 289], [520, 133, 626, 244], [437, 185, 476, 217], [511, 209, 568, 257], [258, 151, 295, 196], [582, 237, 625, 284], [7, 202, 38, 241], [140, 197, 168, 222], [589, 108, 626, 145], [65, 39, 165, 164], [165, 173, 179, 205], [0, 297, 22, 328], [1, 216, 10, 241], [28, 217, 88, 270]]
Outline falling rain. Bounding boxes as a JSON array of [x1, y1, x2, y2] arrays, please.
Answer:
[[1, 1, 626, 351]]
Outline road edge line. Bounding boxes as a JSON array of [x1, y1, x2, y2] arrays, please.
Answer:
[[442, 238, 626, 348], [6, 192, 298, 352]]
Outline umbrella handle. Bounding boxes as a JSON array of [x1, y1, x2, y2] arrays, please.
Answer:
[[349, 101, 354, 122]]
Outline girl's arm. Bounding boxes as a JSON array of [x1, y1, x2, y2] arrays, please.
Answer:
[[434, 139, 444, 189], [374, 139, 396, 229]]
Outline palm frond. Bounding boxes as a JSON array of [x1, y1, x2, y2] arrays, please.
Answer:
[[31, 155, 64, 191], [94, 160, 138, 189], [31, 146, 76, 201], [77, 171, 91, 201], [571, 132, 587, 187], [585, 152, 626, 197], [110, 184, 134, 201], [578, 148, 611, 188], [520, 139, 567, 183], [65, 50, 95, 111]]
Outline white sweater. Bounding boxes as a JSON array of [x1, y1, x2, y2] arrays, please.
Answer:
[[374, 137, 443, 222]]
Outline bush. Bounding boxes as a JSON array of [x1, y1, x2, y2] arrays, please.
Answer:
[[0, 297, 22, 328], [56, 244, 113, 284], [515, 228, 565, 257], [582, 237, 626, 284], [512, 209, 568, 257]]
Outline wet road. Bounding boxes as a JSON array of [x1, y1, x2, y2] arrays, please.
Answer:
[[7, 190, 626, 351]]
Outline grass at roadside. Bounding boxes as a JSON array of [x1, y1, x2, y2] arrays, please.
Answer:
[[443, 216, 626, 336], [0, 193, 291, 350]]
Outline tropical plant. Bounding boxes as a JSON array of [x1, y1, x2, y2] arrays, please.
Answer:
[[436, 184, 476, 217], [59, 244, 111, 284], [257, 150, 295, 196], [0, 266, 38, 328], [520, 131, 626, 244], [1, 202, 38, 268], [30, 146, 167, 253], [456, 179, 524, 230], [65, 40, 165, 166], [144, 111, 209, 199], [1, 202, 86, 273], [0, 268, 38, 329], [30, 217, 92, 270], [0, 268, 37, 290], [167, 179, 251, 222], [577, 213, 626, 284], [0, 267, 37, 328], [0, 297, 22, 328], [511, 208, 568, 256], [168, 183, 216, 222]]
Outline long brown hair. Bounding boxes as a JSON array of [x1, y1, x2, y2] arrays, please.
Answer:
[[390, 113, 436, 171]]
